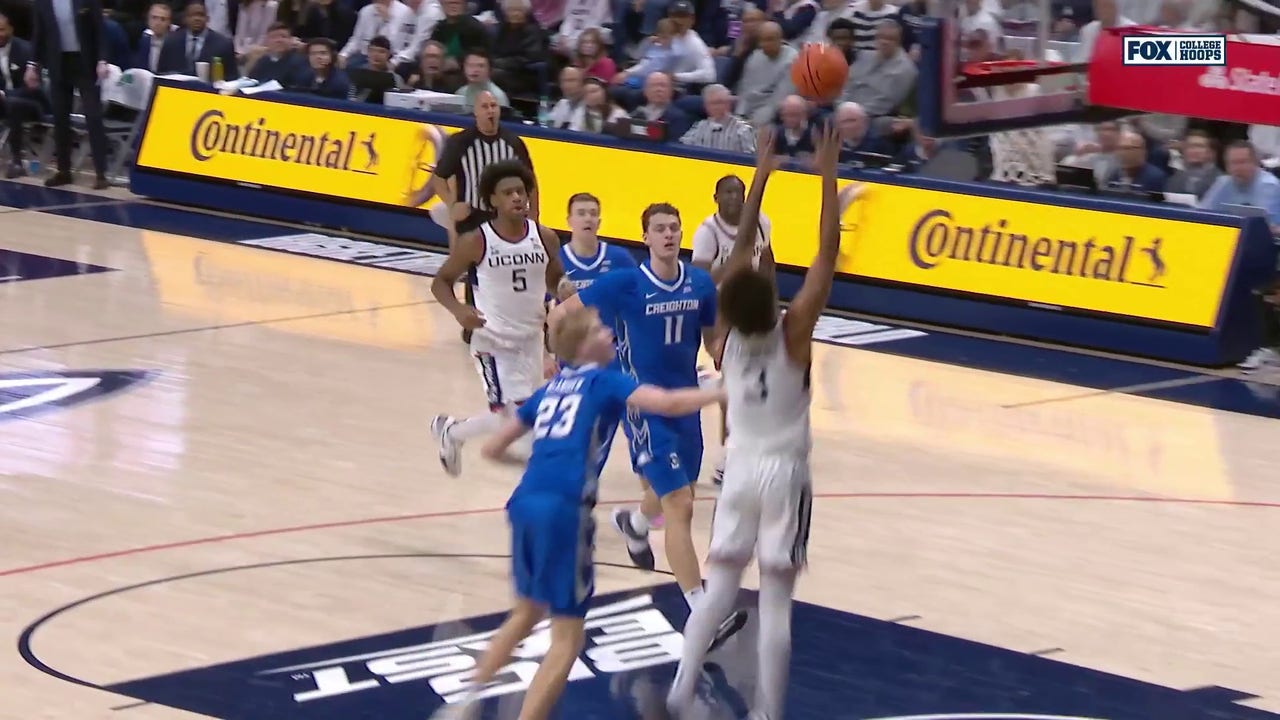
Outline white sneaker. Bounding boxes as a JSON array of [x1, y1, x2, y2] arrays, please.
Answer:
[[431, 415, 462, 476], [1237, 347, 1280, 372]]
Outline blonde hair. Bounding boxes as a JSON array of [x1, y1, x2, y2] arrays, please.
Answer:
[[551, 306, 600, 363]]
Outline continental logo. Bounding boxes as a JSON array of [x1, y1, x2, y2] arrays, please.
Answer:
[[908, 209, 1168, 288], [189, 109, 380, 175]]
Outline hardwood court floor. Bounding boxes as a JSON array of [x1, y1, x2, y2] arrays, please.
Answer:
[[1, 196, 1278, 720]]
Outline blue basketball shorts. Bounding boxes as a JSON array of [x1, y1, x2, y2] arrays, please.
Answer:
[[507, 493, 596, 618], [624, 409, 703, 497]]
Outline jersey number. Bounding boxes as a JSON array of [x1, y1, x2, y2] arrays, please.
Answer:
[[532, 393, 581, 439], [663, 315, 685, 345], [512, 268, 528, 293], [747, 368, 768, 403]]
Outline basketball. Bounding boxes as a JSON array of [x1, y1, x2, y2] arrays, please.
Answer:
[[790, 43, 849, 101]]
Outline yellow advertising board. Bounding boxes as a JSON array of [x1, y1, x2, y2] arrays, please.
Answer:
[[136, 83, 1241, 328]]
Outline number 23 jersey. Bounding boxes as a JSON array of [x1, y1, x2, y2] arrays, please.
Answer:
[[578, 262, 717, 390]]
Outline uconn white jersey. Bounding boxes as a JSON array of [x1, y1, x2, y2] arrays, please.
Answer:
[[722, 319, 811, 456], [474, 219, 549, 345], [693, 212, 772, 272]]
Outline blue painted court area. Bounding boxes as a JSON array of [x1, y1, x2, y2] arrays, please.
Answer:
[[97, 583, 1274, 720]]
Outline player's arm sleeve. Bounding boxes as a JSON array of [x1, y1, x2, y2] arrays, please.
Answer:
[[577, 268, 629, 318], [515, 387, 546, 426], [690, 222, 717, 266], [604, 371, 643, 409], [614, 248, 639, 269]]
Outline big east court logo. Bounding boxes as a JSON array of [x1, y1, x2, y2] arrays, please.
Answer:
[[83, 583, 1277, 720], [1122, 34, 1227, 66]]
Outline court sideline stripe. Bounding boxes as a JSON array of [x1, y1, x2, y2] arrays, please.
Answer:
[[3, 491, 1278, 579], [0, 199, 130, 215]]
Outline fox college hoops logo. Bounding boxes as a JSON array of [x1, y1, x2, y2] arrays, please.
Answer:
[[0, 371, 151, 421]]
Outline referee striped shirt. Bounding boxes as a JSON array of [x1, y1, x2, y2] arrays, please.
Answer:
[[678, 116, 758, 154], [434, 126, 534, 215]]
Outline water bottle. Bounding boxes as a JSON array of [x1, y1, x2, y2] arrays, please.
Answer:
[[536, 97, 551, 127], [212, 57, 225, 83]]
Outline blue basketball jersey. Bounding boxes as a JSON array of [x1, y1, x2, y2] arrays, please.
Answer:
[[560, 241, 638, 292], [513, 364, 641, 504], [578, 261, 717, 389]]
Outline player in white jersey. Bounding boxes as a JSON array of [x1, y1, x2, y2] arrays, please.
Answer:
[[691, 174, 777, 487], [668, 124, 864, 720], [429, 160, 570, 476]]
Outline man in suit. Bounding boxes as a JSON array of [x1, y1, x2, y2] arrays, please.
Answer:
[[246, 22, 307, 86], [1, 11, 47, 178], [22, 0, 112, 188], [155, 1, 237, 79], [130, 1, 172, 72]]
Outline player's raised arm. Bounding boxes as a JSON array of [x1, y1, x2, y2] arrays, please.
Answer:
[[626, 384, 725, 417], [431, 231, 487, 331], [723, 128, 782, 278], [784, 122, 859, 360]]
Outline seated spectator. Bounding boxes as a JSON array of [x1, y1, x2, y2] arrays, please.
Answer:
[[718, 6, 767, 89], [629, 71, 692, 139], [701, 0, 767, 55], [611, 0, 668, 48], [842, 20, 915, 119], [395, 0, 445, 66], [833, 101, 890, 161], [549, 66, 586, 127], [851, 0, 898, 51], [667, 0, 716, 88], [1062, 120, 1121, 186], [1153, 0, 1196, 29], [773, 0, 819, 41], [490, 0, 548, 97], [1074, 0, 1133, 63], [572, 27, 616, 82], [569, 77, 628, 131], [894, 0, 929, 59], [296, 37, 351, 97], [958, 0, 999, 48], [804, 0, 848, 45], [397, 39, 461, 91], [200, 0, 233, 36], [825, 16, 856, 63], [774, 94, 816, 157], [157, 1, 240, 79], [353, 35, 407, 102], [132, 2, 175, 72], [455, 50, 511, 106], [248, 22, 310, 86], [734, 21, 796, 126], [1200, 141, 1280, 228], [1102, 131, 1167, 194], [235, 0, 279, 65], [894, 120, 940, 171], [294, 0, 356, 53], [679, 83, 756, 153], [341, 0, 414, 67], [553, 0, 612, 61], [431, 0, 491, 72], [1166, 130, 1221, 198], [614, 17, 677, 89]]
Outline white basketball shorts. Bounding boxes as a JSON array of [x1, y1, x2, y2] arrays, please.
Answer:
[[708, 450, 813, 571], [470, 332, 545, 410]]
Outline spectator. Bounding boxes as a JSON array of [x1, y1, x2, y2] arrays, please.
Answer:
[[341, 0, 414, 67], [772, 0, 818, 40], [455, 50, 510, 106], [293, 0, 356, 52], [1063, 120, 1121, 186], [131, 2, 174, 72], [894, 0, 928, 58], [833, 101, 889, 161], [101, 3, 131, 68], [234, 0, 278, 63], [1153, 0, 1194, 28], [157, 1, 240, 78], [490, 0, 547, 96], [895, 121, 945, 172], [824, 16, 856, 62], [734, 21, 795, 126], [842, 20, 915, 119], [612, 0, 669, 45], [630, 70, 691, 138], [614, 17, 677, 89], [701, 0, 767, 54], [717, 5, 766, 89], [1052, 0, 1092, 38], [0, 10, 45, 179], [958, 0, 999, 48], [1102, 131, 1166, 193], [679, 83, 756, 152], [396, 0, 444, 65], [398, 39, 459, 90], [296, 36, 350, 97], [805, 0, 849, 45], [572, 26, 615, 82], [1200, 141, 1280, 227], [248, 22, 309, 85], [275, 0, 306, 34], [1166, 130, 1221, 198], [200, 0, 233, 36], [354, 35, 405, 102], [553, 0, 611, 60], [430, 0, 490, 70], [667, 1, 715, 86], [569, 76, 626, 131], [1075, 0, 1133, 63], [774, 94, 815, 157], [548, 65, 585, 126]]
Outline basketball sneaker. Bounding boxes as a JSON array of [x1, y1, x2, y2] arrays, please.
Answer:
[[430, 415, 462, 477], [709, 609, 748, 653], [611, 507, 656, 571], [711, 458, 725, 487]]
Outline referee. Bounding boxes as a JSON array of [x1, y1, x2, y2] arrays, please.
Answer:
[[409, 90, 537, 342]]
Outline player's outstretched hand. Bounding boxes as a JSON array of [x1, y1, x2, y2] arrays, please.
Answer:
[[453, 306, 487, 331], [753, 125, 783, 175], [811, 121, 841, 178]]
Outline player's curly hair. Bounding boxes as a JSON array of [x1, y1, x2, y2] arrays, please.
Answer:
[[479, 160, 536, 206], [719, 267, 777, 336]]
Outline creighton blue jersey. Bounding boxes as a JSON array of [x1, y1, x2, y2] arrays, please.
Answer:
[[560, 241, 638, 291], [509, 364, 640, 617], [578, 261, 717, 390]]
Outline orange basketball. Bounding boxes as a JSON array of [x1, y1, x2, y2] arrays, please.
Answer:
[[790, 43, 849, 102]]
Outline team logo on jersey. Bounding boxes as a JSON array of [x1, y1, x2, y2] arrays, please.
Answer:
[[669, 452, 681, 469], [94, 582, 1273, 720], [0, 370, 151, 422]]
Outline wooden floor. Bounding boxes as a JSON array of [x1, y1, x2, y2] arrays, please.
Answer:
[[2, 200, 1278, 720]]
